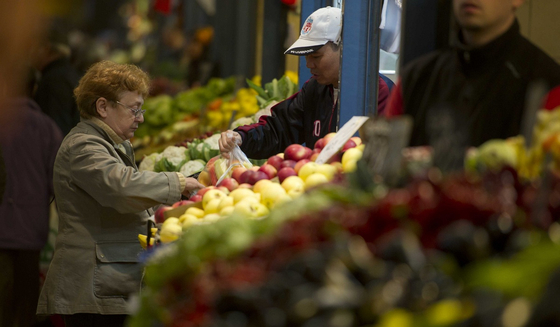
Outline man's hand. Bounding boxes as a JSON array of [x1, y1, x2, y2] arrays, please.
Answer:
[[182, 177, 205, 197], [218, 130, 242, 159]]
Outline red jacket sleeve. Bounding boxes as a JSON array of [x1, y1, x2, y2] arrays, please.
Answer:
[[377, 76, 390, 113], [379, 78, 404, 117]]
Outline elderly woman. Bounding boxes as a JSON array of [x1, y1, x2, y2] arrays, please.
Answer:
[[37, 61, 203, 326]]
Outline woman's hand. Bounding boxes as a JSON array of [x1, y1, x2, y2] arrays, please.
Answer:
[[182, 177, 205, 197]]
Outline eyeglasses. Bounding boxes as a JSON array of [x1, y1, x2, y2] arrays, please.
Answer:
[[115, 101, 146, 118]]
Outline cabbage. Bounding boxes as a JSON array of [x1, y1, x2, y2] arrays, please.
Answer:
[[179, 159, 206, 177], [154, 146, 188, 172], [138, 152, 163, 172]]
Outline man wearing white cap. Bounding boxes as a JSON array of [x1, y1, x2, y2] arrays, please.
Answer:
[[219, 6, 389, 159]]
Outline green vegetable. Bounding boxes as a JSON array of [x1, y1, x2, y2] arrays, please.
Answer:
[[179, 159, 206, 177], [142, 95, 175, 127], [246, 74, 298, 109], [154, 146, 189, 172], [138, 153, 163, 172]]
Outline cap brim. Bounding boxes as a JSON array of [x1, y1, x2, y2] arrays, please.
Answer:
[[284, 38, 327, 55]]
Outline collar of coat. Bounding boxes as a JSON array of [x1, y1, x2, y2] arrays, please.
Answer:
[[90, 117, 126, 145]]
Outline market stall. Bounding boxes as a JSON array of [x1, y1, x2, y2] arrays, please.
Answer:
[[125, 101, 560, 326]]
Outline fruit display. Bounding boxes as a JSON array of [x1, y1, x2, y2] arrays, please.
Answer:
[[128, 161, 560, 327], [466, 106, 560, 180], [127, 104, 560, 326], [143, 133, 363, 247]]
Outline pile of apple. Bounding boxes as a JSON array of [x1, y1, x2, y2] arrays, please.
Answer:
[[153, 132, 365, 244]]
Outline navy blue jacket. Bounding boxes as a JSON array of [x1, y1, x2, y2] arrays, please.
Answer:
[[236, 78, 338, 159]]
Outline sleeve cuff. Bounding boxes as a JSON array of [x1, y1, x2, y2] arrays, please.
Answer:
[[176, 172, 187, 192]]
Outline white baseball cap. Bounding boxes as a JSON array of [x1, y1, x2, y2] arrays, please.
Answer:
[[285, 6, 342, 56]]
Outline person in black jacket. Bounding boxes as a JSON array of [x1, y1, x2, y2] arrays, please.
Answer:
[[219, 6, 390, 159], [32, 21, 81, 136], [382, 0, 560, 148]]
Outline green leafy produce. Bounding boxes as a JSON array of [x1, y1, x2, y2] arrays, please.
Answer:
[[179, 159, 206, 177], [138, 152, 162, 172], [154, 146, 189, 172], [142, 95, 175, 127], [246, 75, 297, 109]]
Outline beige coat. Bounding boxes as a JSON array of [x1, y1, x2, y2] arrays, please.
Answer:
[[37, 118, 182, 315]]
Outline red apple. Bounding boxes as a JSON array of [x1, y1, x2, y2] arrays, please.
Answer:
[[154, 205, 173, 224], [172, 200, 194, 208], [323, 132, 336, 145], [239, 170, 255, 184], [341, 139, 357, 152], [266, 155, 284, 171], [231, 167, 248, 183], [314, 138, 326, 150], [310, 152, 320, 162], [327, 152, 342, 164], [350, 136, 362, 146], [281, 160, 297, 169], [284, 144, 313, 161], [294, 159, 311, 174], [189, 194, 203, 202], [217, 177, 239, 192], [277, 167, 297, 183], [248, 171, 269, 185], [258, 164, 277, 179]]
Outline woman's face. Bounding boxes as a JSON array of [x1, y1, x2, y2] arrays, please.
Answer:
[[101, 90, 144, 140]]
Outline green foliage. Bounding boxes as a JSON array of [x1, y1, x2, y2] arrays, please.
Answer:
[[465, 234, 560, 299], [142, 95, 175, 127], [246, 75, 297, 109]]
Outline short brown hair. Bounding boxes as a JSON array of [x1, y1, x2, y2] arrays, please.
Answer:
[[74, 61, 150, 118]]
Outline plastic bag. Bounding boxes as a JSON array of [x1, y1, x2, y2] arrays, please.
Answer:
[[216, 145, 253, 186]]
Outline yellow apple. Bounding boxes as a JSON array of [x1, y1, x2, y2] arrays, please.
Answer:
[[342, 159, 358, 173], [253, 179, 273, 194], [330, 161, 343, 173], [185, 207, 205, 218], [304, 173, 329, 190], [342, 147, 363, 167], [204, 198, 222, 214], [298, 162, 319, 181], [315, 163, 337, 181], [179, 213, 198, 223], [162, 217, 180, 228], [357, 144, 365, 151], [229, 188, 260, 204], [260, 183, 288, 209], [287, 188, 304, 199], [219, 206, 235, 217], [202, 213, 221, 223], [202, 189, 227, 210], [281, 176, 305, 193], [217, 196, 234, 211], [159, 223, 182, 243], [234, 201, 270, 219], [180, 214, 199, 229]]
